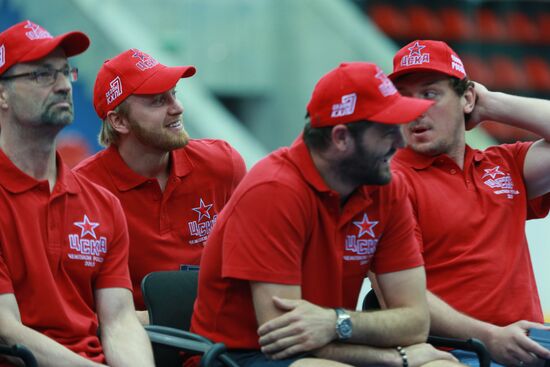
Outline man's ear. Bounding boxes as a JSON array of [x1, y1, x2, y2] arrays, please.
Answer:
[[0, 84, 9, 110], [331, 124, 354, 153], [106, 110, 130, 134], [463, 83, 476, 115]]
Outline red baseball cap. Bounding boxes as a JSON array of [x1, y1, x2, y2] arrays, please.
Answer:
[[93, 49, 196, 119], [0, 20, 90, 76], [389, 40, 467, 81], [307, 62, 434, 127]]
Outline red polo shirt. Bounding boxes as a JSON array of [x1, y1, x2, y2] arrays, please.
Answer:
[[74, 139, 246, 309], [190, 137, 423, 349], [0, 150, 131, 364], [392, 143, 549, 326]]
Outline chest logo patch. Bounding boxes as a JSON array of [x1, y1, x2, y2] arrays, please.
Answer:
[[68, 215, 108, 267], [345, 213, 379, 265], [482, 165, 519, 199], [188, 198, 218, 245]]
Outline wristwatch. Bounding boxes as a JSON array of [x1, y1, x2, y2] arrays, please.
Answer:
[[334, 308, 352, 340]]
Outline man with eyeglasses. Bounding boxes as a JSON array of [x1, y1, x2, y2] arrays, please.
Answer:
[[0, 20, 154, 367]]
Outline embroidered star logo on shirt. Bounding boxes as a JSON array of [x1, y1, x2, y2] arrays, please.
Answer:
[[73, 214, 100, 239], [482, 166, 505, 179], [353, 213, 379, 238], [192, 198, 213, 222], [408, 41, 426, 57]]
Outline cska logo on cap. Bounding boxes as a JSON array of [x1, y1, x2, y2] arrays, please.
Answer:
[[0, 45, 5, 68], [106, 76, 123, 104], [131, 49, 159, 71], [375, 67, 397, 97], [24, 20, 52, 40], [331, 93, 357, 118], [400, 41, 430, 67]]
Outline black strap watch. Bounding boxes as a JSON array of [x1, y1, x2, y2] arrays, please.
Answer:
[[334, 307, 352, 340]]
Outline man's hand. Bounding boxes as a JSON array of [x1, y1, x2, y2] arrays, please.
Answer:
[[484, 321, 550, 366], [405, 343, 458, 367], [257, 296, 336, 359], [465, 82, 489, 131]]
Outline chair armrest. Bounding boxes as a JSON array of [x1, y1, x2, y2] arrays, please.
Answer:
[[145, 328, 210, 355], [428, 336, 491, 367], [0, 343, 38, 367], [145, 325, 213, 345], [144, 325, 239, 367]]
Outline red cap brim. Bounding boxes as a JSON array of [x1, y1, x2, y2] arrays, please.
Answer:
[[369, 95, 434, 124], [19, 31, 90, 62], [134, 65, 196, 95]]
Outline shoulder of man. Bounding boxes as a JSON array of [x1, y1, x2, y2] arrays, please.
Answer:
[[180, 138, 245, 172], [73, 148, 112, 173], [71, 168, 122, 206], [72, 148, 115, 186], [185, 138, 238, 156]]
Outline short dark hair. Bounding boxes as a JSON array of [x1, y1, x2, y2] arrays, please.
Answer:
[[450, 77, 474, 121], [303, 118, 372, 152], [450, 77, 473, 97]]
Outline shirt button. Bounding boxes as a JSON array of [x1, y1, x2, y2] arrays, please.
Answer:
[[450, 169, 457, 175]]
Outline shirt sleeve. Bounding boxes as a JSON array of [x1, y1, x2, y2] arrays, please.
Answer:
[[222, 182, 310, 285], [527, 192, 550, 219], [229, 146, 247, 192], [94, 196, 132, 290], [370, 177, 424, 274], [0, 247, 14, 294], [499, 141, 550, 219]]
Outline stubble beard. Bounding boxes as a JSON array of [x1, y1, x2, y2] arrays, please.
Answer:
[[337, 144, 393, 187], [41, 94, 74, 126], [130, 120, 190, 152]]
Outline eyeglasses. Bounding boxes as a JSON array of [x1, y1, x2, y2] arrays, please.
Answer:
[[0, 66, 78, 86]]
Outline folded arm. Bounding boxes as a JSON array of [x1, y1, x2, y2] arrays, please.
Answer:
[[254, 266, 436, 364]]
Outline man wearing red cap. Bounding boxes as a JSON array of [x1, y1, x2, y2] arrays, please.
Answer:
[[384, 40, 550, 367], [189, 62, 460, 367], [74, 49, 246, 323], [0, 21, 153, 366]]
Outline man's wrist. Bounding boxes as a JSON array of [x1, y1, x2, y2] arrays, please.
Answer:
[[396, 346, 409, 367], [334, 308, 353, 341]]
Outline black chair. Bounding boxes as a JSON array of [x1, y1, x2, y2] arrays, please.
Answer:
[[141, 270, 239, 367], [0, 343, 38, 367], [362, 289, 491, 367]]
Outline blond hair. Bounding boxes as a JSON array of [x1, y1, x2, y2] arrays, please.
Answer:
[[98, 101, 129, 147]]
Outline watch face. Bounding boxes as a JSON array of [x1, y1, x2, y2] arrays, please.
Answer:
[[339, 318, 352, 338], [336, 308, 352, 340]]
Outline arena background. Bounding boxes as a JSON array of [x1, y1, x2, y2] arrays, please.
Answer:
[[2, 0, 548, 321]]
